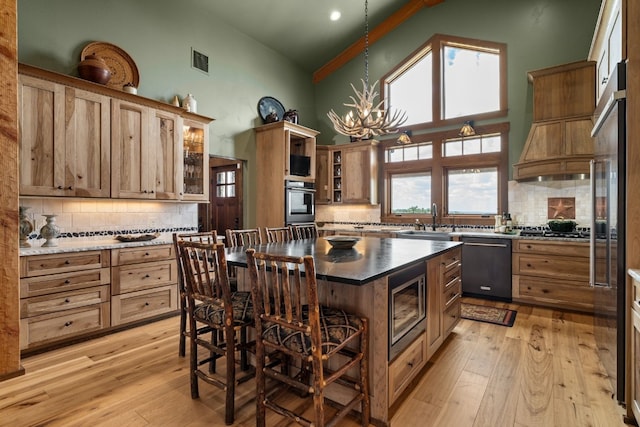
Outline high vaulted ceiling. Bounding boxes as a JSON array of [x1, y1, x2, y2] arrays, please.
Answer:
[[199, 0, 443, 79]]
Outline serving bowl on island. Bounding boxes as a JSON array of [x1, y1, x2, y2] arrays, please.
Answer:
[[324, 236, 361, 249]]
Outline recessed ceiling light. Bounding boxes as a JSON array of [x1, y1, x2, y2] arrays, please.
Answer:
[[330, 10, 341, 21]]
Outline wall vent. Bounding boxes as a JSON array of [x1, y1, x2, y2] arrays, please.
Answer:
[[191, 48, 209, 74]]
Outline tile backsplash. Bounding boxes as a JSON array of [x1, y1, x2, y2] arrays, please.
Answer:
[[316, 178, 591, 228], [20, 198, 198, 240]]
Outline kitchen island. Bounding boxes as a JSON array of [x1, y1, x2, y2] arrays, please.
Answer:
[[226, 236, 463, 427]]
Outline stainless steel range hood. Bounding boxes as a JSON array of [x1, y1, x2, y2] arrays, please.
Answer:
[[513, 61, 596, 182]]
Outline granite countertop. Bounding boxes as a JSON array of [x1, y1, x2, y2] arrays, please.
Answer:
[[19, 236, 177, 256], [226, 237, 462, 286]]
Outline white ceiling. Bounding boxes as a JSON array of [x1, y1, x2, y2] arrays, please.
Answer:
[[198, 0, 404, 73]]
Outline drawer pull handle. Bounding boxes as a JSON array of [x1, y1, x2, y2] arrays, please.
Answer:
[[64, 298, 70, 303], [527, 264, 532, 267], [64, 280, 70, 284], [145, 252, 150, 256], [145, 302, 150, 306], [65, 260, 71, 265], [64, 321, 73, 327], [407, 361, 414, 368], [144, 274, 150, 278]]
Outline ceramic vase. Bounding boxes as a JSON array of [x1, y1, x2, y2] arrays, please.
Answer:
[[40, 214, 61, 247], [77, 53, 112, 85], [19, 206, 34, 248], [183, 93, 197, 113]]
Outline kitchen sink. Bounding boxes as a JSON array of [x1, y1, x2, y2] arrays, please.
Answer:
[[395, 230, 454, 241]]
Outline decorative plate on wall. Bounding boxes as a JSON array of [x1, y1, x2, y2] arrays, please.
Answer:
[[81, 41, 139, 90], [257, 96, 285, 123]]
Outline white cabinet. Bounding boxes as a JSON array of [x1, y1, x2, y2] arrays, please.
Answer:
[[589, 0, 624, 101]]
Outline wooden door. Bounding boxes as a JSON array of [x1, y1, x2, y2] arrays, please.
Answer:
[[199, 159, 243, 236], [111, 99, 152, 199], [64, 86, 110, 198], [151, 109, 180, 200], [18, 75, 66, 196]]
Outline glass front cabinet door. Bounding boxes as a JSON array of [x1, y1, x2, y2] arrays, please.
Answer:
[[181, 116, 211, 201]]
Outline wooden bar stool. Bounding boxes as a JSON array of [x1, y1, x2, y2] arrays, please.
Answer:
[[245, 248, 370, 427], [225, 228, 263, 247], [292, 222, 318, 239], [172, 231, 217, 358], [264, 226, 295, 243], [178, 241, 254, 425]]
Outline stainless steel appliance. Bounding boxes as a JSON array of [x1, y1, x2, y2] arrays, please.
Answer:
[[460, 236, 512, 300], [590, 60, 626, 403], [284, 180, 315, 225], [388, 262, 426, 360]]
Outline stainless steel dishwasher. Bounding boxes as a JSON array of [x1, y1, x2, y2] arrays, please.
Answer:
[[461, 236, 512, 301]]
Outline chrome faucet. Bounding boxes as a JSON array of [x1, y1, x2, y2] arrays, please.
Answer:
[[431, 202, 438, 231]]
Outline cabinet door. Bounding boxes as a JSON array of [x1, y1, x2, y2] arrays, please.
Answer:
[[111, 99, 153, 199], [181, 119, 209, 201], [315, 147, 331, 204], [18, 75, 67, 196], [151, 109, 180, 200], [342, 145, 373, 203], [65, 86, 111, 197]]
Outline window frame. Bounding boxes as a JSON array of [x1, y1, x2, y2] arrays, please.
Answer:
[[381, 33, 508, 133], [380, 122, 510, 225]]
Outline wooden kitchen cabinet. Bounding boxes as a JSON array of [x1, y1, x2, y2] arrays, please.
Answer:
[[589, 0, 624, 102], [512, 239, 593, 312], [315, 145, 331, 204], [426, 246, 461, 359], [111, 100, 181, 200], [630, 270, 640, 423], [19, 75, 111, 197], [181, 118, 210, 201], [111, 244, 178, 326], [254, 121, 319, 228], [19, 250, 111, 350]]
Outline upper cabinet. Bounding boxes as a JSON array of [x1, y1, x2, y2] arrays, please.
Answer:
[[19, 75, 110, 197], [589, 0, 625, 102], [18, 64, 213, 201], [316, 139, 378, 204]]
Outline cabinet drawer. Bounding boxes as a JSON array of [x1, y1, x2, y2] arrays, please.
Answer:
[[112, 244, 174, 266], [514, 240, 589, 257], [517, 275, 594, 309], [112, 259, 177, 294], [443, 299, 461, 336], [20, 302, 110, 350], [442, 265, 461, 293], [513, 253, 589, 281], [389, 333, 426, 404], [21, 285, 110, 318], [111, 284, 178, 326], [20, 250, 110, 277], [441, 247, 462, 272], [442, 279, 461, 310], [20, 267, 110, 298]]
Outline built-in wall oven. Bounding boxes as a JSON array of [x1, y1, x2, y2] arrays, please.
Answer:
[[389, 262, 426, 360], [285, 180, 315, 225]]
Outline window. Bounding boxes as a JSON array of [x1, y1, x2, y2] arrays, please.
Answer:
[[382, 34, 507, 131], [216, 171, 236, 198], [382, 123, 509, 224]]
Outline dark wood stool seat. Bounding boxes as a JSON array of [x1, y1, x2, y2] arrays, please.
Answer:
[[178, 241, 254, 425], [246, 248, 370, 427]]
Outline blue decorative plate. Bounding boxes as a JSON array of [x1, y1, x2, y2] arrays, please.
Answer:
[[257, 96, 285, 123]]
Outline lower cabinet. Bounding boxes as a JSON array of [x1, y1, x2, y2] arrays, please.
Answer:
[[388, 333, 427, 404], [111, 245, 179, 326], [427, 247, 462, 359], [19, 244, 179, 351], [19, 250, 111, 350], [629, 270, 640, 423], [512, 239, 592, 312]]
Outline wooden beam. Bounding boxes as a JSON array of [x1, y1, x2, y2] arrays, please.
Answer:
[[0, 0, 23, 381], [313, 0, 444, 84]]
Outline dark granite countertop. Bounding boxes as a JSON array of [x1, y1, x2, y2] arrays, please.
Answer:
[[226, 236, 462, 286]]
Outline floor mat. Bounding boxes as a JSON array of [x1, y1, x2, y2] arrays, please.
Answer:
[[460, 302, 517, 327]]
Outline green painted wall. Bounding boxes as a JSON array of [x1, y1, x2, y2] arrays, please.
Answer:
[[313, 0, 602, 176], [17, 0, 316, 227]]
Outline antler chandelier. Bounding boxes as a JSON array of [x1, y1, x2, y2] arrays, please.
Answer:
[[328, 0, 407, 141]]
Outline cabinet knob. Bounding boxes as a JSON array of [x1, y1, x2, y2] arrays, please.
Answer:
[[67, 186, 73, 190], [144, 302, 150, 306], [64, 260, 70, 265], [602, 77, 608, 84], [64, 298, 70, 303], [57, 185, 63, 190], [64, 279, 70, 284], [407, 361, 414, 368], [144, 274, 150, 278], [64, 321, 73, 327]]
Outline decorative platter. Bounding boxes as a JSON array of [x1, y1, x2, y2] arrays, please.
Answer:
[[257, 96, 285, 123], [115, 232, 159, 242], [81, 41, 140, 90], [324, 236, 361, 249]]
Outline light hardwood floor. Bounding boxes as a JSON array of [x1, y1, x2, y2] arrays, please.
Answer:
[[0, 297, 628, 426]]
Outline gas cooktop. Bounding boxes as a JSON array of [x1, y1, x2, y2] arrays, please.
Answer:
[[519, 230, 590, 239]]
